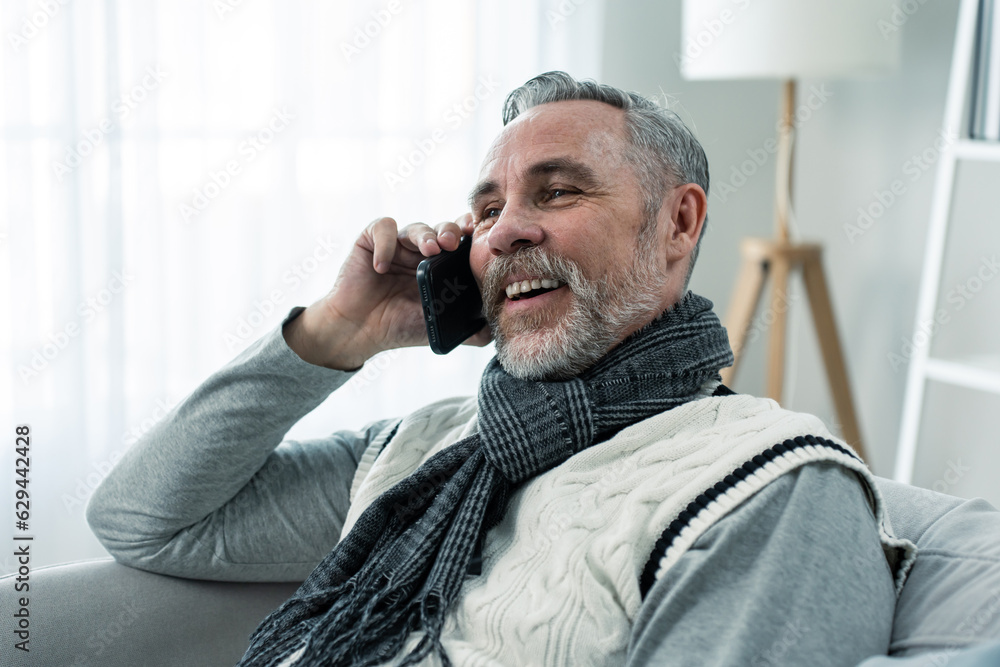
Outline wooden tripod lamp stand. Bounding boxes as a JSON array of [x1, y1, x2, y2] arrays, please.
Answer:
[[722, 80, 867, 457], [680, 0, 902, 461]]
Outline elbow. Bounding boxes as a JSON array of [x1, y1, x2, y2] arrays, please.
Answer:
[[85, 484, 135, 565], [84, 479, 161, 570], [84, 476, 113, 548]]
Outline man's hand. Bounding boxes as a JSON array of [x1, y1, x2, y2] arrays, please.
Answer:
[[283, 214, 491, 370]]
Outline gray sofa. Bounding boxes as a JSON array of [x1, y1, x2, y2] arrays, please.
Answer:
[[1, 558, 297, 666], [3, 477, 1000, 666]]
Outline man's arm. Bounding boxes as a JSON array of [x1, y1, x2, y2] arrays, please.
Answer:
[[627, 462, 896, 667], [86, 307, 395, 582], [87, 215, 485, 582]]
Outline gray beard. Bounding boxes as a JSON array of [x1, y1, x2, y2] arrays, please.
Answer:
[[481, 228, 667, 381]]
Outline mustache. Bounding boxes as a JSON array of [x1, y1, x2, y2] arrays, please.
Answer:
[[481, 246, 590, 306]]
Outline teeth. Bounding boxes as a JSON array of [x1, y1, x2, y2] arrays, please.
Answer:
[[505, 277, 563, 299]]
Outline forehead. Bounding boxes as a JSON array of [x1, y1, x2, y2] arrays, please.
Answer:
[[479, 100, 628, 180]]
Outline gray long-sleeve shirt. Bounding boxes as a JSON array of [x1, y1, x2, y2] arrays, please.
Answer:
[[86, 307, 896, 666]]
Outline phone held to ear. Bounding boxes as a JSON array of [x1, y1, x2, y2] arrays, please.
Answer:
[[416, 235, 487, 355]]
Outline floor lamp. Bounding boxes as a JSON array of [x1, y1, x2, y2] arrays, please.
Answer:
[[680, 0, 901, 460]]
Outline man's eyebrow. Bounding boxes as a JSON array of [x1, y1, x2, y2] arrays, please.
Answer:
[[468, 180, 499, 209], [525, 158, 601, 188], [467, 158, 602, 209]]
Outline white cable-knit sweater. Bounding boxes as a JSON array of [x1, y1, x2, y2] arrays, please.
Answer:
[[296, 391, 914, 667]]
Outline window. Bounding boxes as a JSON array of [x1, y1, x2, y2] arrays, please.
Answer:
[[0, 0, 604, 569]]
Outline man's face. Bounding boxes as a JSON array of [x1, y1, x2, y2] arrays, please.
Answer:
[[468, 100, 680, 380]]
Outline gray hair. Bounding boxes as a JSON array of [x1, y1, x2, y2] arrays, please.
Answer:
[[502, 71, 710, 285]]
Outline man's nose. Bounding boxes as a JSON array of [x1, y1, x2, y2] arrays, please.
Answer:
[[487, 201, 545, 256]]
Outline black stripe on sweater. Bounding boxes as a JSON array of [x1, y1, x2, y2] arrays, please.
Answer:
[[638, 434, 860, 599]]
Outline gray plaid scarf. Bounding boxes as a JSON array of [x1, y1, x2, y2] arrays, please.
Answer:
[[238, 292, 733, 667]]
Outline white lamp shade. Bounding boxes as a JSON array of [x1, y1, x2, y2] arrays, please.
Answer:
[[681, 0, 901, 80]]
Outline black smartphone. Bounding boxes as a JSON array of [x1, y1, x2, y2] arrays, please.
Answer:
[[416, 235, 487, 355]]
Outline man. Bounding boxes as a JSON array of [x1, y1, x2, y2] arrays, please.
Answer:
[[87, 72, 910, 666]]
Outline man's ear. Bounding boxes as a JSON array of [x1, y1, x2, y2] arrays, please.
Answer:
[[661, 183, 707, 262]]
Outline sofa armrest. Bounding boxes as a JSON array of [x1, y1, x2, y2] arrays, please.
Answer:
[[0, 557, 299, 667]]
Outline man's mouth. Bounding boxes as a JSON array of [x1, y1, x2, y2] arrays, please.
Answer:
[[505, 277, 565, 301]]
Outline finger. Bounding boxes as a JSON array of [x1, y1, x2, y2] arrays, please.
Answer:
[[455, 212, 475, 236], [398, 222, 441, 255], [369, 217, 399, 273], [434, 220, 465, 251]]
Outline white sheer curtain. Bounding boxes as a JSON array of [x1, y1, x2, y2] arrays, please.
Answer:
[[0, 0, 605, 570]]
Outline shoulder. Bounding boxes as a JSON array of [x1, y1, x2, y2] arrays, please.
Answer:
[[679, 460, 878, 562], [640, 460, 876, 597], [629, 461, 898, 667], [626, 392, 839, 452], [725, 461, 874, 527]]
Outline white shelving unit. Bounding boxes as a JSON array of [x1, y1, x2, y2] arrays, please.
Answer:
[[894, 0, 1000, 483], [924, 356, 1000, 395]]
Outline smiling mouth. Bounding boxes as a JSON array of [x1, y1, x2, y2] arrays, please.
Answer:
[[505, 278, 565, 301]]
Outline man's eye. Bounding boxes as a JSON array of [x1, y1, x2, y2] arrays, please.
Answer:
[[483, 207, 501, 218], [547, 188, 576, 201]]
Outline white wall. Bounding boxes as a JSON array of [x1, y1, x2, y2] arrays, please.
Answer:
[[602, 0, 1000, 505]]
